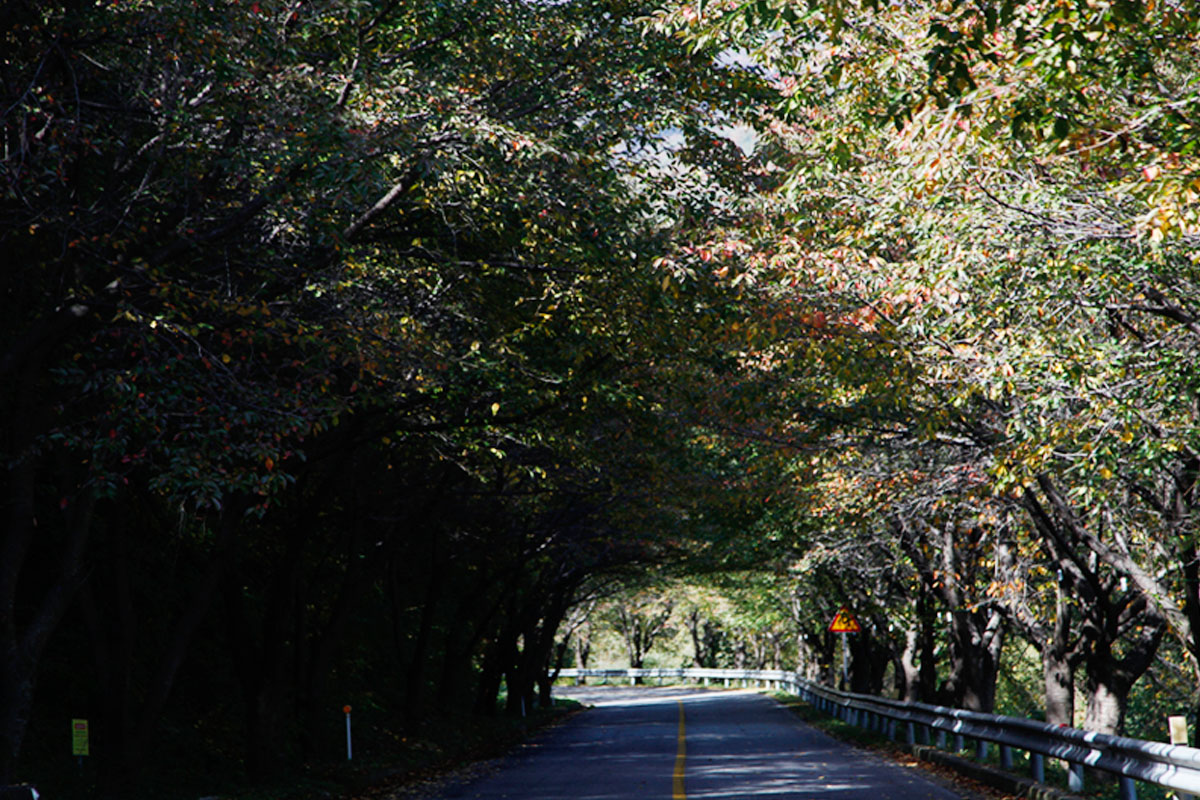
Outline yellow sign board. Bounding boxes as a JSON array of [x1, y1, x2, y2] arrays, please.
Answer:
[[72, 719, 89, 756], [828, 607, 861, 634]]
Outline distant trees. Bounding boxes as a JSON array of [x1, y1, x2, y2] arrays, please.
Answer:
[[605, 588, 676, 674]]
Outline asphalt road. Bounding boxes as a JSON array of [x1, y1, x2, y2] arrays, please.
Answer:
[[418, 686, 974, 799]]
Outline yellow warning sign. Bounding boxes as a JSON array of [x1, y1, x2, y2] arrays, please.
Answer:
[[828, 607, 861, 633], [72, 719, 89, 756]]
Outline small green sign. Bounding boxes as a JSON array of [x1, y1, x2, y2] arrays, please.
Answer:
[[72, 719, 89, 756]]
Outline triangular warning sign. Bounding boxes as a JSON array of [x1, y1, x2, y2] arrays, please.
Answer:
[[828, 606, 861, 633]]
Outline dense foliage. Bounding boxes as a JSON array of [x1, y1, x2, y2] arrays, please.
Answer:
[[5, 0, 1200, 795], [639, 0, 1200, 738], [1, 0, 774, 793]]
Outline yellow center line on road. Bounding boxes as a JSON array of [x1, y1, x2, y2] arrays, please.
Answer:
[[673, 699, 686, 799]]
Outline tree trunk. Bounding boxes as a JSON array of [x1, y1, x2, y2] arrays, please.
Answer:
[[475, 615, 518, 716], [297, 533, 376, 761], [434, 568, 515, 713], [401, 537, 444, 726], [917, 588, 938, 703], [1081, 617, 1165, 736], [1081, 675, 1124, 735], [1042, 592, 1076, 727], [0, 474, 95, 784], [939, 606, 1005, 712], [576, 634, 591, 669], [87, 507, 235, 791], [899, 628, 921, 702], [1043, 648, 1075, 727], [223, 529, 302, 780]]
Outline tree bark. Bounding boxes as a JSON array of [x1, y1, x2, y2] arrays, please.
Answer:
[[897, 517, 1006, 712], [899, 628, 921, 702], [1041, 591, 1077, 727], [0, 473, 95, 784]]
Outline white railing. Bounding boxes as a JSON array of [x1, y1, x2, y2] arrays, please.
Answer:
[[557, 666, 793, 688], [555, 667, 1200, 800]]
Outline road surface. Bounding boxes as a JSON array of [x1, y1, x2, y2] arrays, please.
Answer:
[[417, 686, 975, 799]]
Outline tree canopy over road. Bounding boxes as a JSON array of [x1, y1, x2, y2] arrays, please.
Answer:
[[3, 0, 1200, 795]]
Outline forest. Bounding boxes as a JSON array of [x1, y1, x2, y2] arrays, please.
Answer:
[[2, 0, 1199, 796]]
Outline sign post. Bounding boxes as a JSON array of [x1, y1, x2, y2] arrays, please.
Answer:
[[827, 607, 862, 690], [72, 719, 89, 772]]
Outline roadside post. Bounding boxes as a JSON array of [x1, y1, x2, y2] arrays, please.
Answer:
[[343, 705, 352, 761], [1170, 716, 1192, 800], [71, 719, 88, 772], [827, 607, 861, 690]]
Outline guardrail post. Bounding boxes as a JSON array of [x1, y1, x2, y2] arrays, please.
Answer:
[[1000, 744, 1013, 770], [1118, 776, 1136, 800], [1031, 752, 1045, 784], [906, 722, 916, 745], [1169, 716, 1192, 800], [975, 740, 989, 761], [954, 733, 965, 752], [936, 729, 946, 749], [1068, 762, 1084, 792]]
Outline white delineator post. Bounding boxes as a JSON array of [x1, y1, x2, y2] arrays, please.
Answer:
[[1170, 716, 1191, 800], [343, 705, 353, 760]]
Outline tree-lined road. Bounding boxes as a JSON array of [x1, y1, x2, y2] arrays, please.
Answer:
[[422, 688, 973, 799]]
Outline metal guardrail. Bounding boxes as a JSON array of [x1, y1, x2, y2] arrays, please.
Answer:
[[555, 667, 1200, 800], [558, 666, 794, 688]]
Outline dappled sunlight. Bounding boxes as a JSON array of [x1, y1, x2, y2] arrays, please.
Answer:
[[557, 685, 750, 708], [687, 749, 926, 798], [422, 686, 965, 799]]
